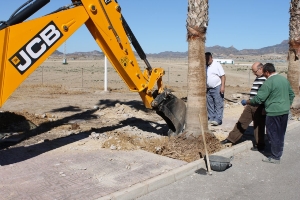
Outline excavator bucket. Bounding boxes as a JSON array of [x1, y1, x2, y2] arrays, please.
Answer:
[[152, 89, 186, 135]]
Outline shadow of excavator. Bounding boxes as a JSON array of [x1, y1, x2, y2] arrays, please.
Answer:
[[0, 99, 169, 165]]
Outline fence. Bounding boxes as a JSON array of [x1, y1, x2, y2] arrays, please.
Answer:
[[24, 59, 189, 92]]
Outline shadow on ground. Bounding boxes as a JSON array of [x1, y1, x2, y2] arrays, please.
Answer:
[[241, 126, 271, 156], [0, 99, 169, 165]]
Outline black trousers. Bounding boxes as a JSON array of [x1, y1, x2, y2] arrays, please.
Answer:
[[266, 114, 288, 160]]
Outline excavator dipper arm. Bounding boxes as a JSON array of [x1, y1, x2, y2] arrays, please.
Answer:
[[0, 0, 186, 134]]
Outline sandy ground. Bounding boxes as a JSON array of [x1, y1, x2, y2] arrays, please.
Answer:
[[1, 57, 299, 162]]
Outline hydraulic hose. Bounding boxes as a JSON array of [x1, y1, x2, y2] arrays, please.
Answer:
[[0, 0, 50, 30], [121, 15, 152, 71]]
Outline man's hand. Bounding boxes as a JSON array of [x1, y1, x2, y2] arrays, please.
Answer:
[[220, 86, 225, 94], [241, 100, 247, 106]]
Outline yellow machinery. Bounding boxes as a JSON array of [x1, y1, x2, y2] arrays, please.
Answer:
[[0, 0, 186, 134]]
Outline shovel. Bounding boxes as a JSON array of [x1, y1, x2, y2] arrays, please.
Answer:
[[199, 114, 212, 175]]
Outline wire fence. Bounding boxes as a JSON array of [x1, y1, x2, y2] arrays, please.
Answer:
[[22, 59, 277, 94], [23, 60, 189, 91]]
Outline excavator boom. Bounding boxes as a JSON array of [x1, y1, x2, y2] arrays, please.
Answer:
[[0, 0, 186, 134]]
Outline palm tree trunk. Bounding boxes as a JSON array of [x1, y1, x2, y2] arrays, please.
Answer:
[[288, 0, 300, 107], [186, 0, 209, 136]]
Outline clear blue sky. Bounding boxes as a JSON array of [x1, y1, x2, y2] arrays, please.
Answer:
[[0, 0, 289, 53]]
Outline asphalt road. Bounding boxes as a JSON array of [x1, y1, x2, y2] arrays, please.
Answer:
[[137, 125, 300, 200]]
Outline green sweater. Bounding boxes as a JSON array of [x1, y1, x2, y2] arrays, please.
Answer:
[[250, 74, 295, 116]]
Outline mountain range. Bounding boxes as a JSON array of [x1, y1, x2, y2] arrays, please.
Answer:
[[52, 40, 288, 58]]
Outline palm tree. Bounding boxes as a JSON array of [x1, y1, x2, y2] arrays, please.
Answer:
[[185, 0, 209, 136], [288, 0, 300, 107]]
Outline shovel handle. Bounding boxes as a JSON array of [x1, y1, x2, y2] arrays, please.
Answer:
[[199, 114, 212, 175]]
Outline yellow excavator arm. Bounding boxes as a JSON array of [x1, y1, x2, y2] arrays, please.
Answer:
[[0, 0, 186, 134]]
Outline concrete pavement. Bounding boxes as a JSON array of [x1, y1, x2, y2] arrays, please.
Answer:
[[1, 120, 299, 200], [137, 121, 300, 200]]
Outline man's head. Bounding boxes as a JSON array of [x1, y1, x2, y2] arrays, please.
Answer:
[[205, 52, 213, 66], [263, 63, 276, 78], [251, 62, 264, 77]]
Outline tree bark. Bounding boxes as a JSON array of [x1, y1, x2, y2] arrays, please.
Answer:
[[287, 51, 300, 107], [186, 0, 209, 136], [186, 39, 208, 136], [288, 0, 300, 107]]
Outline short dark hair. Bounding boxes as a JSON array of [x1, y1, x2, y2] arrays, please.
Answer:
[[263, 63, 276, 73], [205, 52, 212, 57]]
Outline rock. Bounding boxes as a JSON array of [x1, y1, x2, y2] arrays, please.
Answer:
[[71, 123, 80, 130], [110, 144, 117, 150], [155, 146, 162, 153], [90, 132, 100, 139]]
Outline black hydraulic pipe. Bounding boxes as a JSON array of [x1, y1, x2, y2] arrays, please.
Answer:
[[121, 15, 147, 61], [0, 0, 50, 30]]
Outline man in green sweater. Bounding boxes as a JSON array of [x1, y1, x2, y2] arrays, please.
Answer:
[[241, 63, 295, 164]]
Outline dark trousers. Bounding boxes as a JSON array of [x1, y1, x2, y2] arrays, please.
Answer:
[[227, 104, 266, 148], [266, 114, 288, 160]]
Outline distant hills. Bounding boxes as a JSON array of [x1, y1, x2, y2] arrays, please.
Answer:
[[52, 40, 288, 58], [206, 40, 288, 56]]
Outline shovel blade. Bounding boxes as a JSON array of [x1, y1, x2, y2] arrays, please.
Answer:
[[152, 90, 186, 135]]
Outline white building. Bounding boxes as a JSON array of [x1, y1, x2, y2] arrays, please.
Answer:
[[214, 59, 234, 64]]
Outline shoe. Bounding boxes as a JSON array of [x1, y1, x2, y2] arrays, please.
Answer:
[[262, 157, 280, 164], [251, 147, 265, 152], [210, 121, 219, 126], [220, 139, 232, 145]]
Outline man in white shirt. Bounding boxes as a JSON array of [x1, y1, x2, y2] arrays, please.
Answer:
[[205, 52, 226, 126]]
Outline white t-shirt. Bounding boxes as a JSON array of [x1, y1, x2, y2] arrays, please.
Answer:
[[206, 60, 225, 88]]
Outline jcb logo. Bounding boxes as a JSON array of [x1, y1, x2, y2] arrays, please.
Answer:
[[9, 21, 63, 74]]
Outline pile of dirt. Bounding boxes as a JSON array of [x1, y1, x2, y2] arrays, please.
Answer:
[[90, 130, 222, 163], [154, 133, 222, 162]]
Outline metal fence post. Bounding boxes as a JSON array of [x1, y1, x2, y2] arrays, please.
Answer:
[[104, 56, 108, 91]]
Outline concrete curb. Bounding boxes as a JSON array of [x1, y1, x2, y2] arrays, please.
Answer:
[[99, 121, 300, 200]]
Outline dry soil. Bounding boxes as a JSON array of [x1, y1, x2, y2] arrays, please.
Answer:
[[1, 56, 299, 162]]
